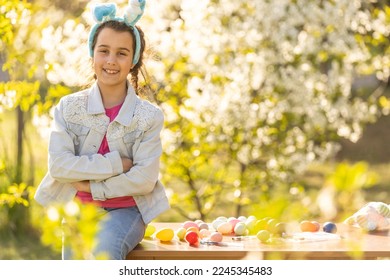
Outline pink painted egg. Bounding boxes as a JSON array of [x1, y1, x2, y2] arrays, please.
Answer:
[[182, 221, 200, 230], [209, 232, 223, 242], [228, 218, 241, 229]]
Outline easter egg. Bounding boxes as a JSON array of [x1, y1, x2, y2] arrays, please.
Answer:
[[183, 221, 199, 230], [199, 228, 211, 238], [186, 226, 200, 234], [311, 221, 321, 232], [245, 218, 257, 234], [185, 231, 199, 245], [234, 222, 247, 236], [217, 222, 233, 234], [209, 232, 223, 242], [262, 216, 272, 222], [155, 228, 174, 242], [237, 216, 247, 222], [266, 218, 278, 233], [144, 224, 156, 238], [228, 218, 241, 229], [198, 222, 209, 230], [256, 230, 270, 243], [274, 222, 287, 236], [247, 215, 257, 221], [176, 227, 187, 240], [212, 219, 225, 230], [300, 220, 318, 232], [254, 218, 268, 232], [323, 222, 337, 233]]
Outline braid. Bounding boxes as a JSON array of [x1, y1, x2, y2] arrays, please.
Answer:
[[130, 65, 140, 95], [129, 26, 145, 95]]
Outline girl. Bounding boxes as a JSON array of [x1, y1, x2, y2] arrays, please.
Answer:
[[34, 0, 170, 259]]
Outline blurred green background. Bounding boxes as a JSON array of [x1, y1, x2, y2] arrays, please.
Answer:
[[1, 0, 389, 259]]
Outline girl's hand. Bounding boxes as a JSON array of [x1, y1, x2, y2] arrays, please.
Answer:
[[72, 180, 91, 193], [121, 157, 133, 173]]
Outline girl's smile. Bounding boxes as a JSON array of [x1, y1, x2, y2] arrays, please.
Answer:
[[104, 68, 120, 74]]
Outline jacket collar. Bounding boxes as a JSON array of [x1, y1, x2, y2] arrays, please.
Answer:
[[87, 82, 138, 127]]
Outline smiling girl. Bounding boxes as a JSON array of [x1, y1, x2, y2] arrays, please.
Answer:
[[35, 0, 170, 260]]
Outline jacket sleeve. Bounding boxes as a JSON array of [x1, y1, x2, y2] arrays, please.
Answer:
[[89, 108, 164, 199], [48, 99, 123, 183]]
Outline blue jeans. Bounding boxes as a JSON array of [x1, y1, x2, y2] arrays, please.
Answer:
[[63, 206, 145, 260]]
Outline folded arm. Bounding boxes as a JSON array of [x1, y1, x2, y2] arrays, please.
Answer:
[[90, 109, 164, 199], [72, 158, 133, 192], [48, 99, 124, 183]]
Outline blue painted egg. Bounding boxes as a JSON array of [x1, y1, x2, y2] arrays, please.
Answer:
[[323, 222, 337, 233]]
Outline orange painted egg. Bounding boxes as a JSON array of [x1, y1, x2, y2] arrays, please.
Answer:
[[311, 221, 321, 232], [300, 220, 318, 232]]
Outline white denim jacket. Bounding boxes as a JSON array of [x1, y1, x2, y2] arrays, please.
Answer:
[[34, 83, 170, 224]]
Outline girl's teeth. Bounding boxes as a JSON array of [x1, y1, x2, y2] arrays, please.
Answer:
[[105, 69, 118, 74]]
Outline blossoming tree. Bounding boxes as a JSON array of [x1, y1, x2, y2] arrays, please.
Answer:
[[10, 0, 389, 220], [142, 0, 390, 219]]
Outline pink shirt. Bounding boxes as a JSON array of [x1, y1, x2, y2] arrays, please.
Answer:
[[76, 102, 136, 208]]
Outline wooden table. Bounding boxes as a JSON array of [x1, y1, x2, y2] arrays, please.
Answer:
[[126, 222, 390, 260]]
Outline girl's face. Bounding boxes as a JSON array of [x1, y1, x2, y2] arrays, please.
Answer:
[[93, 27, 134, 89]]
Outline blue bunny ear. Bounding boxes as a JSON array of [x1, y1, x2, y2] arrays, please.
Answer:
[[92, 3, 117, 23], [124, 0, 146, 26]]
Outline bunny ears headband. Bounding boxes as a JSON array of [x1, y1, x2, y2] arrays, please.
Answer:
[[88, 0, 146, 65]]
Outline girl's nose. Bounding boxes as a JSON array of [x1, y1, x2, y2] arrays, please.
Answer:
[[107, 54, 117, 65]]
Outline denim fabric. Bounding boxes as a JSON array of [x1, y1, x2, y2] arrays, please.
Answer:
[[63, 206, 145, 260]]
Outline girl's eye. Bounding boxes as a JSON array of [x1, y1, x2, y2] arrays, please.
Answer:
[[119, 52, 127, 56], [99, 49, 108, 53]]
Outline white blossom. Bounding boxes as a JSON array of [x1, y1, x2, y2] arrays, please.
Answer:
[[36, 0, 389, 186]]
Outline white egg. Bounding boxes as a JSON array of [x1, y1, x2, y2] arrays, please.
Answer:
[[217, 222, 233, 234]]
